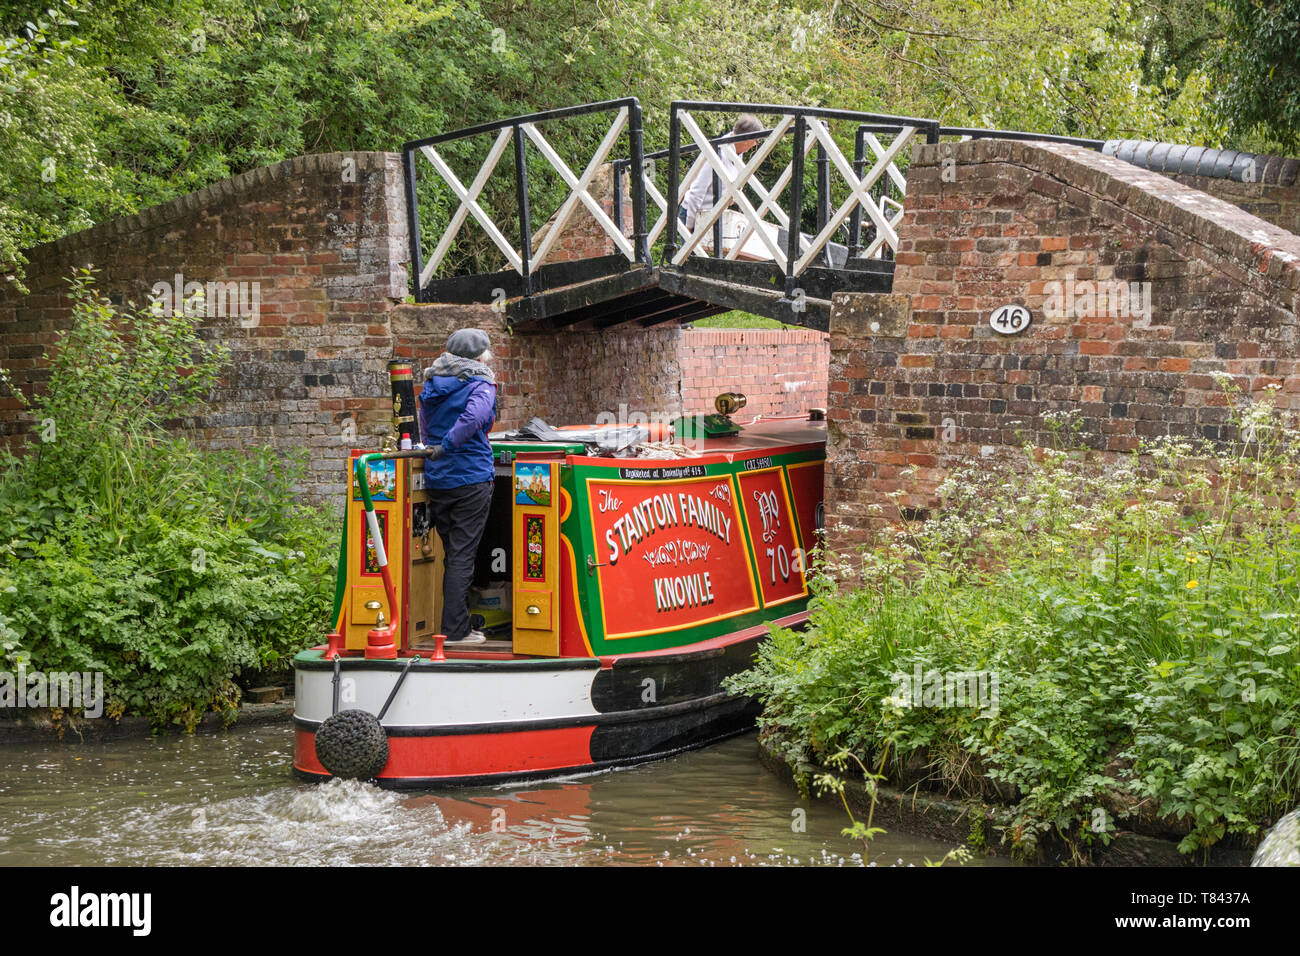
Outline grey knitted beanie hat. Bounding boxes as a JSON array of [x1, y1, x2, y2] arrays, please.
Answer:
[[446, 328, 491, 359]]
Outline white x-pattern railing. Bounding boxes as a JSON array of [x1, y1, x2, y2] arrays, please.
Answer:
[[657, 108, 925, 276], [406, 100, 945, 298], [412, 105, 640, 290]]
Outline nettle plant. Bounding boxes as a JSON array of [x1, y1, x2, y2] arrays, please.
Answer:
[[0, 271, 333, 729], [729, 389, 1300, 860]]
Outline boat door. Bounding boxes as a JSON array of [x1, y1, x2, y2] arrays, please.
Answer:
[[511, 459, 561, 656]]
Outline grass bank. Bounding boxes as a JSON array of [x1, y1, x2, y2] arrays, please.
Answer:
[[727, 401, 1300, 863]]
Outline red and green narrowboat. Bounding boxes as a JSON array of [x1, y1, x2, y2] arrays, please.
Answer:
[[292, 368, 825, 787]]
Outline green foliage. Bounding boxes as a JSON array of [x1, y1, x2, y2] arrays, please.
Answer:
[[0, 272, 333, 729], [727, 395, 1300, 860], [825, 0, 1226, 142], [688, 312, 793, 329], [816, 747, 889, 851], [0, 0, 518, 277], [1217, 0, 1300, 153], [1, 0, 1277, 284], [0, 0, 134, 280], [1131, 0, 1229, 91], [967, 807, 987, 850]]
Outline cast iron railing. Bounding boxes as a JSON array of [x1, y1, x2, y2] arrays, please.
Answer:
[[402, 98, 650, 302], [403, 98, 1188, 308], [660, 102, 940, 296]]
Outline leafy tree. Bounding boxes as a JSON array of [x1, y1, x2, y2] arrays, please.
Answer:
[[0, 1, 134, 283], [1, 0, 1292, 285], [826, 0, 1225, 141], [1218, 0, 1300, 152], [1130, 0, 1228, 92]]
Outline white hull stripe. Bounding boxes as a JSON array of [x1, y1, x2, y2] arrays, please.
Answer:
[[294, 690, 739, 735], [295, 666, 600, 728]]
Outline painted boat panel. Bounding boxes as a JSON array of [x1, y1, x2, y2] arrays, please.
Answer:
[[562, 432, 824, 656]]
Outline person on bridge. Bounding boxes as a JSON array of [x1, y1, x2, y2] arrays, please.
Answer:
[[420, 328, 497, 645], [680, 113, 764, 231]]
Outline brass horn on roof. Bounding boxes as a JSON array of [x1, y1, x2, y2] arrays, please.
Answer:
[[715, 392, 747, 417]]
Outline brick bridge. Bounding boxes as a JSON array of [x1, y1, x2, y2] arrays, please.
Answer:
[[3, 98, 1299, 554]]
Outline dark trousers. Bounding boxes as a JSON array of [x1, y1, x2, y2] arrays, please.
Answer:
[[428, 480, 493, 639]]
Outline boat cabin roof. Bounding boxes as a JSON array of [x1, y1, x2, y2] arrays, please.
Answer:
[[490, 417, 825, 463]]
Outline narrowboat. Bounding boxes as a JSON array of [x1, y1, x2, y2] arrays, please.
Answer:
[[292, 364, 825, 787]]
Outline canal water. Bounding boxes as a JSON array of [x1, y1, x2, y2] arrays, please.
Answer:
[[0, 725, 997, 866]]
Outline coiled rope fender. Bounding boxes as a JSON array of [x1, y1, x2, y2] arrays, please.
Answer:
[[314, 658, 418, 780]]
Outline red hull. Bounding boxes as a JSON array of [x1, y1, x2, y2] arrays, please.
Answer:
[[294, 725, 596, 783]]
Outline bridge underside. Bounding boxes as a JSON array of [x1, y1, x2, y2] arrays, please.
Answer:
[[420, 256, 895, 332]]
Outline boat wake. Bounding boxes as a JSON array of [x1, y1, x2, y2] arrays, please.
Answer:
[[91, 778, 607, 866], [283, 777, 404, 823], [1252, 806, 1300, 867], [150, 779, 475, 866]]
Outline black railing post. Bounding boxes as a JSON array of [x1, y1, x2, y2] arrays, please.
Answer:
[[628, 100, 649, 266], [402, 148, 426, 302], [665, 106, 682, 264], [785, 114, 806, 297], [816, 142, 830, 231], [872, 150, 885, 225], [513, 124, 533, 298], [848, 126, 866, 259], [711, 169, 722, 259]]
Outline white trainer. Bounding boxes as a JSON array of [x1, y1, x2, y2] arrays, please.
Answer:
[[447, 630, 486, 644]]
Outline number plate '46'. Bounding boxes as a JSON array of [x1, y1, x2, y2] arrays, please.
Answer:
[[990, 304, 1032, 335]]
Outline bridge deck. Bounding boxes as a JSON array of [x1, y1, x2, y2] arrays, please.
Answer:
[[403, 99, 1104, 332]]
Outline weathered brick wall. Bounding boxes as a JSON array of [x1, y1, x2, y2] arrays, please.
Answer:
[[393, 303, 682, 431], [0, 151, 408, 499], [826, 138, 1300, 553], [523, 325, 683, 425], [0, 150, 679, 504], [1166, 157, 1300, 236], [680, 328, 827, 416]]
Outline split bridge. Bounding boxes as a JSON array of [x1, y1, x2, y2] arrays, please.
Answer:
[[401, 98, 1260, 331]]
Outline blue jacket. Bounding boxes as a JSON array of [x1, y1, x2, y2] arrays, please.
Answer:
[[420, 375, 496, 489]]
